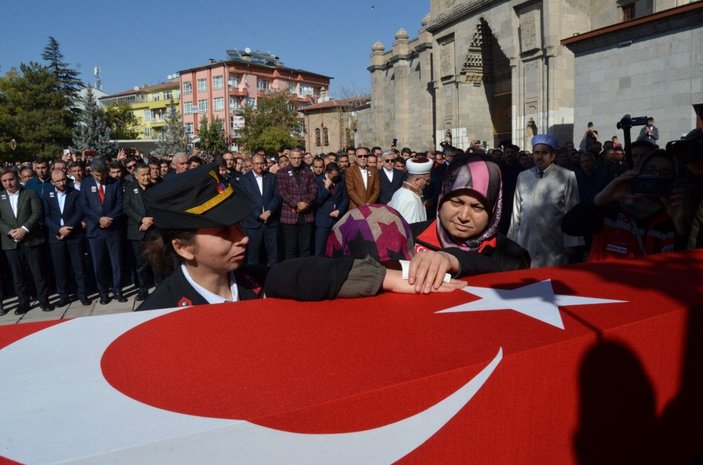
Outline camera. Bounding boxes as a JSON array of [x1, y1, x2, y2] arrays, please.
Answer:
[[666, 129, 703, 165], [617, 114, 649, 130], [630, 175, 674, 197]]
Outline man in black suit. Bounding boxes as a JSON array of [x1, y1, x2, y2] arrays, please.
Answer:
[[378, 151, 404, 204], [237, 154, 280, 266], [0, 168, 53, 314], [43, 169, 90, 306], [123, 163, 158, 301], [314, 162, 348, 256], [81, 158, 127, 304]]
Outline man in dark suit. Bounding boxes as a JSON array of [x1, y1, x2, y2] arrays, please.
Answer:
[[0, 168, 53, 314], [123, 163, 158, 301], [378, 150, 404, 204], [81, 158, 127, 304], [238, 154, 280, 266], [314, 162, 348, 256], [43, 169, 91, 307], [344, 146, 380, 210]]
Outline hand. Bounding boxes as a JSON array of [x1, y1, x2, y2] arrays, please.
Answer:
[[58, 226, 73, 239], [323, 176, 333, 190], [9, 228, 26, 241], [296, 201, 309, 212], [383, 269, 465, 294], [593, 170, 639, 207], [408, 250, 461, 293], [139, 217, 154, 231], [259, 210, 271, 222], [99, 216, 113, 228], [116, 148, 126, 161], [661, 188, 688, 235], [329, 210, 340, 218]]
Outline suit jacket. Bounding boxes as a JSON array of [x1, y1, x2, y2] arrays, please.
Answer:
[[238, 171, 281, 230], [80, 176, 124, 238], [276, 166, 317, 225], [42, 186, 85, 244], [0, 187, 45, 250], [315, 174, 349, 228], [344, 165, 380, 210], [378, 168, 404, 204], [123, 181, 156, 241]]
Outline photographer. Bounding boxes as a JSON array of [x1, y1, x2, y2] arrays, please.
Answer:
[[562, 149, 688, 261]]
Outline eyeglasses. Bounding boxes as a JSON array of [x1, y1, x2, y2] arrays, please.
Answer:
[[356, 155, 368, 159], [383, 159, 394, 163], [126, 164, 136, 170]]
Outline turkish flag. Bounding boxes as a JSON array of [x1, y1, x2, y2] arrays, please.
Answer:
[[0, 251, 701, 464]]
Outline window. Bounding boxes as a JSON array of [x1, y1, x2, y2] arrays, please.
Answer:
[[164, 90, 173, 100], [197, 78, 207, 92], [144, 127, 153, 138], [257, 78, 270, 91], [289, 82, 297, 94], [198, 99, 208, 112], [246, 97, 257, 108], [213, 75, 224, 90], [143, 109, 152, 121], [323, 128, 329, 146], [185, 123, 194, 134], [315, 128, 321, 147], [152, 93, 160, 102], [621, 3, 634, 20], [184, 101, 193, 114], [228, 76, 239, 88], [183, 81, 192, 94], [301, 84, 314, 97], [214, 97, 224, 111]]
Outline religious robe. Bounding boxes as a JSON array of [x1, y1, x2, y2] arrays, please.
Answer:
[[507, 163, 583, 268], [389, 186, 426, 225]]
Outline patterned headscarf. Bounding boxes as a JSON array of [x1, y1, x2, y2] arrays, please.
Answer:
[[437, 155, 503, 251], [325, 204, 415, 263]]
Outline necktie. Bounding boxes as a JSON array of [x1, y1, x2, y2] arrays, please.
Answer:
[[98, 183, 105, 205], [538, 170, 544, 179]]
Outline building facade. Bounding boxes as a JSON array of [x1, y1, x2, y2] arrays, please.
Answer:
[[177, 50, 331, 149], [299, 97, 371, 154], [100, 81, 180, 141], [361, 0, 690, 151], [562, 1, 703, 144]]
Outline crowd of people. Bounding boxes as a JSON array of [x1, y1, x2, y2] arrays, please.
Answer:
[[1, 121, 702, 314]]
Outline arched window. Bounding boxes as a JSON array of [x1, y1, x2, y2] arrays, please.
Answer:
[[315, 128, 321, 147], [323, 128, 329, 146]]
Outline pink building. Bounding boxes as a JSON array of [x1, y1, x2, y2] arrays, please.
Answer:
[[178, 50, 332, 148]]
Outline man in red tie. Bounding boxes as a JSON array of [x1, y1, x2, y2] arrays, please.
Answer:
[[80, 157, 127, 304]]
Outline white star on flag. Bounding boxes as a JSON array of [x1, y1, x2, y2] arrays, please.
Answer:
[[437, 279, 626, 330]]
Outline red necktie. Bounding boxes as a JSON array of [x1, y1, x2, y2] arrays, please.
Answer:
[[98, 183, 105, 205]]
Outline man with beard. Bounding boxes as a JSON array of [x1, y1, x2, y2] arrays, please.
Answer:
[[276, 148, 317, 259], [562, 149, 685, 261]]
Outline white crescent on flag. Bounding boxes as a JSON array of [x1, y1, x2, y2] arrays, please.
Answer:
[[0, 309, 502, 464]]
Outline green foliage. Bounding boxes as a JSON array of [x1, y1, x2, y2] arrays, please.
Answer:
[[198, 115, 228, 156], [0, 62, 75, 162], [41, 36, 83, 107], [154, 99, 187, 156], [238, 90, 304, 155], [72, 86, 116, 156], [103, 102, 140, 140]]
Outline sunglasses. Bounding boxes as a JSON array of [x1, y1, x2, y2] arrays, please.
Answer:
[[126, 164, 136, 170], [356, 155, 368, 159]]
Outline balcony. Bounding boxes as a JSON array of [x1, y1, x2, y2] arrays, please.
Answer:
[[229, 88, 248, 97]]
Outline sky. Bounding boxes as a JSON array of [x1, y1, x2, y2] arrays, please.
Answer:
[[0, 0, 431, 97]]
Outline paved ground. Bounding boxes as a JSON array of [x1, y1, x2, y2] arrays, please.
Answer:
[[0, 285, 144, 326]]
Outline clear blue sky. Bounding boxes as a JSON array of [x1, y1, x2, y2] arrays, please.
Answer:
[[1, 0, 430, 97]]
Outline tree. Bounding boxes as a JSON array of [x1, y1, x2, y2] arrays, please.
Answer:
[[0, 62, 74, 161], [154, 98, 186, 156], [72, 86, 115, 156], [198, 115, 228, 156], [103, 102, 140, 140], [238, 90, 304, 155], [42, 36, 83, 105]]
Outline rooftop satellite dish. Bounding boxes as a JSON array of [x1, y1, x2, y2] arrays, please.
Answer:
[[133, 86, 140, 91], [244, 47, 251, 54]]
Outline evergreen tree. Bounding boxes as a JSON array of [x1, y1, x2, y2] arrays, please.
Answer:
[[155, 98, 186, 156], [42, 36, 83, 104], [72, 86, 115, 156], [238, 90, 304, 154], [198, 115, 228, 156], [0, 62, 74, 161], [103, 102, 140, 140]]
